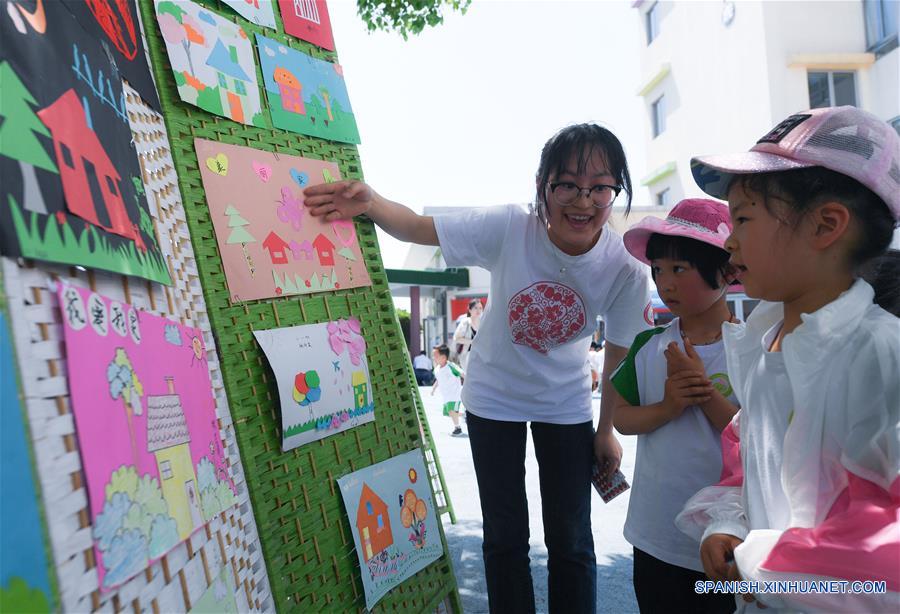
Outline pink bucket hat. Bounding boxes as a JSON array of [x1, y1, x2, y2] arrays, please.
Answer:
[[623, 198, 732, 265], [691, 106, 900, 221]]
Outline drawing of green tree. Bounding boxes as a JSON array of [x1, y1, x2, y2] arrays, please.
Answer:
[[224, 205, 255, 244], [0, 61, 57, 216], [107, 349, 144, 470], [318, 86, 333, 122]]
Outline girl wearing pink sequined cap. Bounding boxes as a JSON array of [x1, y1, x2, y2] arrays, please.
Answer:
[[611, 198, 740, 613], [675, 106, 900, 613]]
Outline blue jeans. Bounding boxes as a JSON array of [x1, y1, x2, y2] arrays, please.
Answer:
[[467, 411, 596, 614]]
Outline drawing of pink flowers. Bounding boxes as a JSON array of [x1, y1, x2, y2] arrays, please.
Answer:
[[327, 318, 366, 365]]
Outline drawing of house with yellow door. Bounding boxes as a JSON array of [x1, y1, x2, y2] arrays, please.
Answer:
[[356, 484, 392, 562], [146, 376, 202, 539], [352, 371, 368, 410]]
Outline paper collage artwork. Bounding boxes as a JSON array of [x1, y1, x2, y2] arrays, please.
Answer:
[[58, 284, 237, 590], [337, 450, 444, 610], [222, 0, 278, 29], [0, 0, 170, 283], [253, 318, 375, 451], [155, 0, 264, 127], [64, 0, 162, 111], [194, 138, 371, 302], [1, 312, 55, 613], [256, 34, 360, 144], [278, 0, 335, 51]]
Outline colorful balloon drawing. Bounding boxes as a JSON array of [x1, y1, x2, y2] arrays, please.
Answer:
[[292, 370, 322, 406]]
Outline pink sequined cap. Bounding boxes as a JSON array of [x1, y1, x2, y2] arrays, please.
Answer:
[[691, 106, 900, 221]]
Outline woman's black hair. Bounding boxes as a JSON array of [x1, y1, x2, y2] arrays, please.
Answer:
[[861, 249, 900, 317], [532, 123, 633, 223], [729, 167, 897, 310], [645, 234, 731, 290], [467, 298, 481, 314]]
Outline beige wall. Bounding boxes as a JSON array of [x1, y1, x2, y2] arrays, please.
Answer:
[[636, 0, 899, 207]]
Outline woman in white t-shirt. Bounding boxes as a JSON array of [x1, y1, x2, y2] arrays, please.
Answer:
[[304, 124, 651, 614], [453, 298, 482, 370], [610, 199, 739, 613]]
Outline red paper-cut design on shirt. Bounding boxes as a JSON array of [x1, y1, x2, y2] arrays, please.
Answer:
[[508, 281, 586, 354]]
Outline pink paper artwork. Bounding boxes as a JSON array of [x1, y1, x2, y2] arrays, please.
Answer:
[[194, 138, 372, 302], [58, 283, 237, 590]]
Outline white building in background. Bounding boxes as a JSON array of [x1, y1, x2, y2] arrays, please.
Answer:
[[634, 0, 899, 207]]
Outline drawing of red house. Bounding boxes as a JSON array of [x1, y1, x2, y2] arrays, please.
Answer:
[[263, 231, 290, 264], [356, 484, 393, 562], [312, 233, 335, 266], [37, 89, 136, 241], [273, 67, 305, 115]]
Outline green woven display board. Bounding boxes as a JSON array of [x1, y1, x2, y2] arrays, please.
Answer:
[[139, 2, 461, 610]]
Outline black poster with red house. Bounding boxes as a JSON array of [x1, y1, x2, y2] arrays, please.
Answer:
[[0, 0, 170, 284], [62, 0, 162, 111]]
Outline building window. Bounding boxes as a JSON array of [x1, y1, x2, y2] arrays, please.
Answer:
[[235, 80, 246, 96], [863, 0, 899, 55], [651, 94, 666, 137], [217, 73, 227, 88], [365, 501, 373, 515], [645, 2, 660, 44], [105, 176, 118, 196], [656, 188, 671, 208], [808, 71, 857, 108], [160, 460, 173, 480], [60, 143, 75, 168], [377, 514, 384, 529]]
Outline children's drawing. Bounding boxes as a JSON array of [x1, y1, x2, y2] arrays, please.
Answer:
[[278, 0, 334, 51], [0, 312, 56, 612], [222, 0, 277, 29], [58, 284, 236, 590], [194, 138, 371, 301], [155, 0, 264, 127], [337, 450, 444, 610], [188, 566, 238, 613], [0, 1, 170, 283], [256, 34, 359, 144], [253, 318, 375, 451], [63, 0, 162, 110]]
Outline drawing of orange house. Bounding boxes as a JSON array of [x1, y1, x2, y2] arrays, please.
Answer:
[[356, 484, 392, 561], [38, 89, 136, 242], [274, 67, 305, 114], [146, 377, 202, 539]]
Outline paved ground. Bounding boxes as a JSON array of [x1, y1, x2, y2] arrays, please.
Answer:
[[419, 387, 639, 613]]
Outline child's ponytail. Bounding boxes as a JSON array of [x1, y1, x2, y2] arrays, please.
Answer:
[[861, 249, 900, 317]]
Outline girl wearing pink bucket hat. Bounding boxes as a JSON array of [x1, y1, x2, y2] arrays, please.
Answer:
[[675, 106, 900, 613], [611, 198, 740, 614]]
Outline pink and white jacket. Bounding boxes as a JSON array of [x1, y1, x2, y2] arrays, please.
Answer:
[[676, 280, 899, 612]]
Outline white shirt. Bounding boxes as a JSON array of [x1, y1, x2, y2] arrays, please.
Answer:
[[434, 204, 651, 424], [412, 354, 432, 370], [433, 362, 463, 403], [612, 319, 738, 571], [741, 323, 793, 531], [588, 349, 604, 373]]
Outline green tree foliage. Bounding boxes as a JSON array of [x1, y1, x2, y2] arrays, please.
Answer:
[[356, 0, 472, 38], [396, 308, 411, 349], [0, 578, 50, 614], [0, 62, 57, 172]]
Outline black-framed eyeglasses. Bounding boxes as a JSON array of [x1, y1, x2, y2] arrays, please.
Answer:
[[548, 182, 621, 208]]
